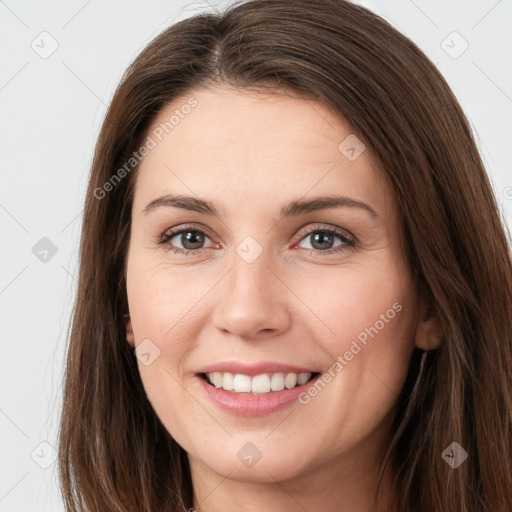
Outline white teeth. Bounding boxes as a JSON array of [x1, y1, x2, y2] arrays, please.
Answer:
[[212, 372, 223, 388], [270, 372, 285, 391], [222, 372, 234, 391], [206, 371, 313, 394], [251, 374, 271, 393], [284, 373, 297, 389], [233, 374, 251, 393], [297, 372, 310, 385]]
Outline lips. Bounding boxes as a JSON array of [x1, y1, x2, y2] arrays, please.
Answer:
[[194, 360, 321, 415]]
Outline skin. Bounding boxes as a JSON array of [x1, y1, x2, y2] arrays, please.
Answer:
[[124, 85, 441, 512]]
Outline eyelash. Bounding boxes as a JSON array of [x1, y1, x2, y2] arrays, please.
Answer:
[[158, 223, 356, 257]]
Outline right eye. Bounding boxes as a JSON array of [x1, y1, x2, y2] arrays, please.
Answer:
[[159, 224, 218, 255]]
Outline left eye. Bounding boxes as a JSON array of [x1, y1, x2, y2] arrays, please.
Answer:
[[297, 229, 351, 252]]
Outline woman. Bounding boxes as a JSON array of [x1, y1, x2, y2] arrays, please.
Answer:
[[57, 1, 512, 511]]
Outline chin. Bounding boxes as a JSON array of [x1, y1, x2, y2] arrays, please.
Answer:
[[188, 437, 313, 483]]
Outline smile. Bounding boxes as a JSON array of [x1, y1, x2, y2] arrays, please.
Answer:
[[203, 371, 318, 394], [195, 361, 322, 415]]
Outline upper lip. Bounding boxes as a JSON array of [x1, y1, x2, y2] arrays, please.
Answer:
[[197, 361, 318, 377]]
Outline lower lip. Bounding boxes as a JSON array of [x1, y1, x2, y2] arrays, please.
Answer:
[[196, 374, 320, 416]]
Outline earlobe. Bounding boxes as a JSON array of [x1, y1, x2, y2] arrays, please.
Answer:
[[414, 300, 442, 350], [125, 314, 135, 348]]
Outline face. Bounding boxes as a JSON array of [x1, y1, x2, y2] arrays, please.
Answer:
[[124, 85, 431, 485]]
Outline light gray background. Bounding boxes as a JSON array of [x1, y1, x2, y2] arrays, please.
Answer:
[[1, 0, 511, 509]]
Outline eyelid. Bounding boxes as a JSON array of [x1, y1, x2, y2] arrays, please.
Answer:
[[160, 222, 216, 242]]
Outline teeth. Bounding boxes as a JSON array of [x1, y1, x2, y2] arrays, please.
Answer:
[[284, 373, 297, 389], [251, 374, 270, 393], [270, 372, 285, 391], [212, 372, 223, 388], [205, 371, 313, 394], [297, 372, 310, 385], [222, 372, 234, 391], [233, 373, 251, 392]]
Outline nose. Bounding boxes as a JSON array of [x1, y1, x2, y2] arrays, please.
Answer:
[[210, 250, 292, 340]]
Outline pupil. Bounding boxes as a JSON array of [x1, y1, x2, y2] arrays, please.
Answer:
[[183, 231, 203, 249], [312, 232, 333, 250]]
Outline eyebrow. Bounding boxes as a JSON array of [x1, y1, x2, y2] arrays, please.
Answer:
[[142, 194, 379, 219]]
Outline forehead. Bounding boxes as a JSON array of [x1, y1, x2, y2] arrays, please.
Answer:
[[133, 86, 394, 218]]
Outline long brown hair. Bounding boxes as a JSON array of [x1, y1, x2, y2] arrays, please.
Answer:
[[57, 1, 512, 510]]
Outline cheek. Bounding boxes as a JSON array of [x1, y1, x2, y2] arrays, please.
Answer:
[[125, 260, 205, 432], [295, 263, 416, 407], [126, 255, 207, 350], [285, 269, 415, 454], [294, 263, 413, 346]]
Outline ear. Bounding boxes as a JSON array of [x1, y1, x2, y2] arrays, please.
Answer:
[[125, 314, 135, 349], [414, 298, 442, 350]]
